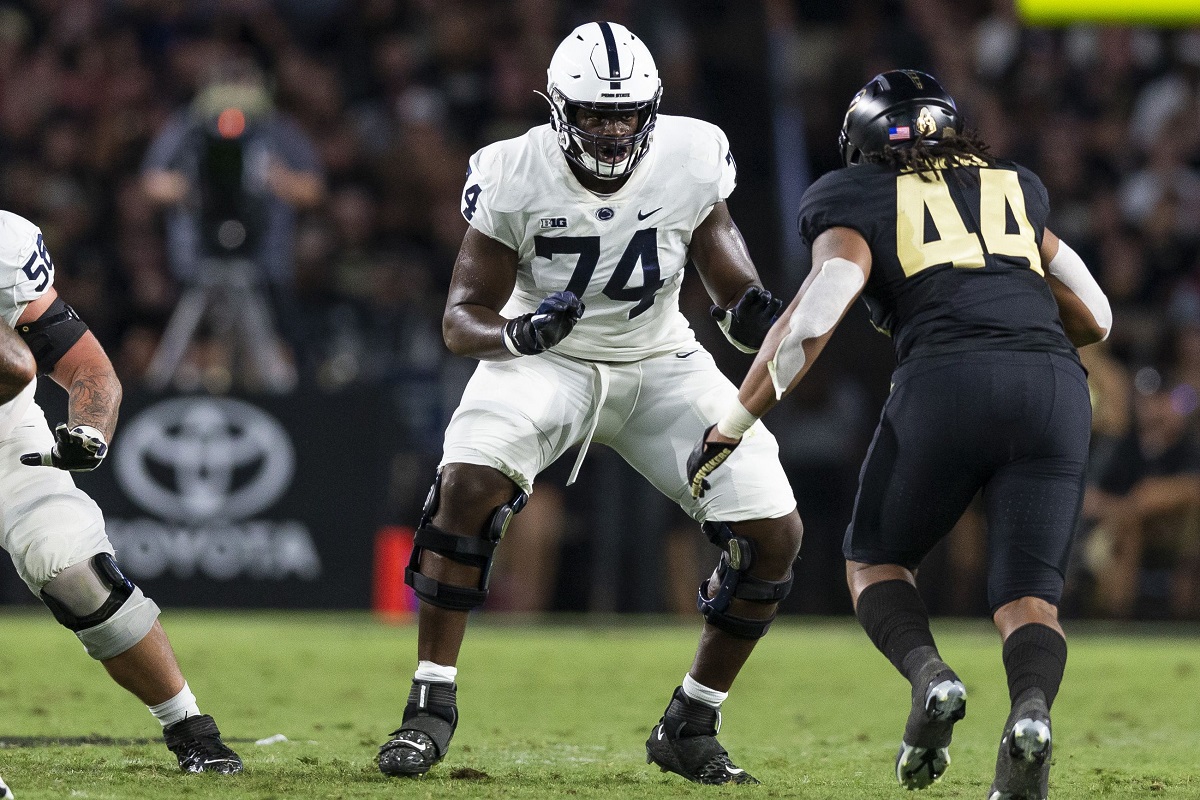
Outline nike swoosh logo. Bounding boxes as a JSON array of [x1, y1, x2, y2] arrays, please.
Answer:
[[725, 766, 745, 775], [656, 726, 665, 741], [637, 207, 663, 220], [400, 739, 428, 752], [675, 350, 698, 358]]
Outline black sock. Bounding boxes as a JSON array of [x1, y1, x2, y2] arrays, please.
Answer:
[[856, 579, 945, 687], [1002, 623, 1067, 711]]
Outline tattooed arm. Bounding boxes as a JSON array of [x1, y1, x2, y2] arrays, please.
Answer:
[[49, 330, 122, 440], [16, 288, 121, 440]]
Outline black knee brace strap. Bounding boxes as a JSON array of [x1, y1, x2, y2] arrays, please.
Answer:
[[404, 468, 529, 611], [697, 521, 794, 640], [405, 524, 497, 610], [40, 553, 134, 632]]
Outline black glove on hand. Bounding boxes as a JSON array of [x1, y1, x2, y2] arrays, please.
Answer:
[[504, 290, 585, 355], [711, 286, 784, 353], [21, 423, 108, 472], [686, 423, 741, 499]]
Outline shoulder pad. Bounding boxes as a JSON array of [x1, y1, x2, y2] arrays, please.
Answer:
[[469, 128, 553, 215], [0, 212, 43, 286]]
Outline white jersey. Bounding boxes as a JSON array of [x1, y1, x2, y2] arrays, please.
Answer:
[[0, 210, 54, 439], [461, 115, 737, 362], [0, 212, 115, 605]]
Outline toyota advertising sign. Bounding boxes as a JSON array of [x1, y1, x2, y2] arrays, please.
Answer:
[[115, 397, 297, 525], [16, 388, 393, 608]]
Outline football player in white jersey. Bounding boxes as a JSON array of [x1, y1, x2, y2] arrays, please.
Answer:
[[0, 211, 241, 773], [378, 22, 803, 785]]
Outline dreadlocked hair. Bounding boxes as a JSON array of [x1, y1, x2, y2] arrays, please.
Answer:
[[867, 129, 994, 182]]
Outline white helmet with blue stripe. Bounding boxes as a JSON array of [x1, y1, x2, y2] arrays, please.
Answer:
[[546, 21, 662, 181]]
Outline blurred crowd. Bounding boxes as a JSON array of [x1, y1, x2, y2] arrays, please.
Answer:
[[3, 0, 1200, 619]]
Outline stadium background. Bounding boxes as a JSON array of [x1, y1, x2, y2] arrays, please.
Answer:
[[1, 0, 1197, 623]]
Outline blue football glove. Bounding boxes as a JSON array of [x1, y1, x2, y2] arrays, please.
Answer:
[[504, 291, 585, 355], [711, 286, 784, 353]]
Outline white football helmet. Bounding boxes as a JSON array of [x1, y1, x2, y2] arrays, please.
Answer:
[[546, 21, 662, 181]]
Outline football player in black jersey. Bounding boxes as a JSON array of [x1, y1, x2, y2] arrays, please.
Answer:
[[687, 70, 1111, 800]]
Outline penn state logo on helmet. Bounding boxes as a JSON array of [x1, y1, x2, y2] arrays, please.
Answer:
[[838, 70, 962, 167], [545, 21, 662, 181]]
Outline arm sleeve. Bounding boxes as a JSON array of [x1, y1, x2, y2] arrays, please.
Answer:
[[1048, 239, 1111, 337]]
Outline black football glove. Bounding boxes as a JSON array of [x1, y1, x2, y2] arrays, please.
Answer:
[[686, 423, 741, 499], [21, 423, 108, 472], [711, 286, 784, 354], [504, 290, 585, 355]]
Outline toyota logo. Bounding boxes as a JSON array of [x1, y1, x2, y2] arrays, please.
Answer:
[[114, 397, 295, 523]]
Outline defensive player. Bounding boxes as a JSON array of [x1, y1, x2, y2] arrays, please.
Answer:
[[0, 211, 241, 774], [688, 71, 1111, 799], [378, 22, 803, 785]]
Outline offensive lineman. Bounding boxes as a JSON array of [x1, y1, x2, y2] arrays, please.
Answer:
[[0, 211, 241, 774], [377, 22, 803, 785], [688, 71, 1111, 799]]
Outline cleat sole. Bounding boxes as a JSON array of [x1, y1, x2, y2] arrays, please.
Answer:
[[896, 679, 966, 789]]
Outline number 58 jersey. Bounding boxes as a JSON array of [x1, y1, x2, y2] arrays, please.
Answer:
[[0, 210, 56, 438], [461, 115, 737, 362], [0, 210, 54, 327], [798, 159, 1076, 366]]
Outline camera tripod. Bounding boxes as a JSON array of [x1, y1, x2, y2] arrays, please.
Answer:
[[145, 257, 296, 393]]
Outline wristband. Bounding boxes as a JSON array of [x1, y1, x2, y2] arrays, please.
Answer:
[[72, 424, 107, 444], [715, 401, 758, 439], [501, 323, 524, 357]]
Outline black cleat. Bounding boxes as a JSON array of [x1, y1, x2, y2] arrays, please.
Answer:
[[895, 664, 967, 790], [379, 680, 458, 777], [988, 696, 1051, 800], [163, 714, 243, 774], [645, 686, 759, 785]]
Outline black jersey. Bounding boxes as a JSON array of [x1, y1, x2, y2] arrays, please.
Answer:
[[798, 158, 1076, 365]]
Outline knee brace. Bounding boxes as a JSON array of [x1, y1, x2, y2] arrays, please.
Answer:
[[41, 553, 161, 661], [697, 521, 795, 640], [404, 468, 528, 611]]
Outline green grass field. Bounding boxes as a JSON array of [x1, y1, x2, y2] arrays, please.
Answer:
[[1, 611, 1198, 799]]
